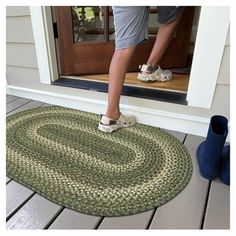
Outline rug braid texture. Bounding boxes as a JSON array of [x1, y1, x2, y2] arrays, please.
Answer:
[[6, 106, 193, 216]]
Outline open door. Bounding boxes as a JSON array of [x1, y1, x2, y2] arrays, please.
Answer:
[[55, 6, 195, 75]]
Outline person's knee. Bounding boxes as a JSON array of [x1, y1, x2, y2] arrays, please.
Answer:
[[119, 46, 137, 58]]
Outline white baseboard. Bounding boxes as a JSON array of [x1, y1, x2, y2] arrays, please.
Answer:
[[6, 85, 213, 138]]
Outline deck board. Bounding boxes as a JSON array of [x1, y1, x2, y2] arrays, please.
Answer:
[[163, 129, 186, 142], [6, 95, 19, 104], [203, 179, 230, 229], [6, 181, 34, 219], [6, 177, 11, 183], [49, 208, 102, 229], [149, 135, 209, 229], [6, 194, 63, 230], [6, 97, 31, 114], [7, 100, 44, 117], [98, 210, 155, 229], [40, 103, 54, 107]]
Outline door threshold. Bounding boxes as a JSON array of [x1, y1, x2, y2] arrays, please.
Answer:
[[52, 77, 188, 105]]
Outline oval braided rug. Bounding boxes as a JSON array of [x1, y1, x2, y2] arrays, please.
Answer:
[[6, 106, 192, 216]]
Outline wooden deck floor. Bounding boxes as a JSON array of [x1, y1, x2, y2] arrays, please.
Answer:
[[6, 94, 230, 230]]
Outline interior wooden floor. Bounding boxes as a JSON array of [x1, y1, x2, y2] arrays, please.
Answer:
[[62, 72, 189, 93]]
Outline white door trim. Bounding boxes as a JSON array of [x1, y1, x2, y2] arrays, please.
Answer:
[[30, 6, 229, 109], [186, 6, 230, 108], [29, 6, 58, 84]]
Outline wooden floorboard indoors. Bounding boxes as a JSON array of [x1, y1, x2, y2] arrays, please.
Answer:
[[61, 72, 189, 93], [5, 94, 230, 230]]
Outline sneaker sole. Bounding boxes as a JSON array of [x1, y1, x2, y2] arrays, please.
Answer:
[[98, 121, 136, 133], [98, 124, 119, 133], [137, 73, 172, 82], [137, 76, 172, 82]]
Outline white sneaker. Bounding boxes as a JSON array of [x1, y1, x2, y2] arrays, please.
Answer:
[[98, 113, 136, 133], [137, 64, 172, 82]]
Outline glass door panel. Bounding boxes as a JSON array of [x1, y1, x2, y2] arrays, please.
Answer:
[[149, 7, 159, 37], [72, 6, 106, 42], [108, 6, 115, 41]]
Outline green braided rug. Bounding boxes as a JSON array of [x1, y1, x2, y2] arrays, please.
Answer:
[[6, 106, 192, 216]]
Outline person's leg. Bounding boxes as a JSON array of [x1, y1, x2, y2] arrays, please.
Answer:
[[98, 6, 148, 132], [98, 46, 137, 133], [138, 8, 184, 82], [104, 6, 149, 120], [147, 13, 182, 67], [105, 46, 136, 120]]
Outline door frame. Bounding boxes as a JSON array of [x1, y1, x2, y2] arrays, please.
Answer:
[[29, 6, 230, 109]]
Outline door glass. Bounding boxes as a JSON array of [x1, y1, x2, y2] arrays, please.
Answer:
[[149, 7, 160, 37], [71, 6, 175, 42], [72, 6, 105, 42], [109, 6, 115, 41]]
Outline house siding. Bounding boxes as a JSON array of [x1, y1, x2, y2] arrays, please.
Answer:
[[6, 16, 34, 43], [6, 6, 230, 130]]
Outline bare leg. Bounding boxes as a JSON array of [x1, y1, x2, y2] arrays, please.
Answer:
[[105, 46, 136, 120], [147, 14, 182, 67]]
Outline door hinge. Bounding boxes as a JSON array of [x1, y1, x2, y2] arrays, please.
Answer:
[[53, 22, 58, 39]]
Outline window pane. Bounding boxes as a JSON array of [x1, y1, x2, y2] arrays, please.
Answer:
[[109, 6, 115, 41], [72, 6, 105, 42], [149, 7, 160, 37]]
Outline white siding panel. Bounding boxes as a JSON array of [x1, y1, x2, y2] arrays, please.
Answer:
[[6, 16, 34, 43], [6, 43, 38, 68], [6, 6, 30, 16], [6, 66, 40, 86]]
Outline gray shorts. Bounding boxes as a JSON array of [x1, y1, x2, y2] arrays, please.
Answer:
[[112, 6, 185, 50]]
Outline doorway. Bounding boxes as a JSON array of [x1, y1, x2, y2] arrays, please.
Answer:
[[53, 6, 198, 104]]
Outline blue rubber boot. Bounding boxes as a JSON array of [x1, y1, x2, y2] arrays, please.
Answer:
[[219, 145, 230, 185], [197, 115, 228, 180]]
